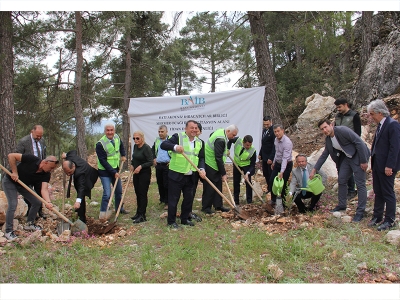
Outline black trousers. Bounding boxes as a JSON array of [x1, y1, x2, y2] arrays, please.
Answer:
[[294, 191, 321, 213], [155, 163, 169, 204], [76, 197, 87, 223], [262, 160, 273, 190], [24, 185, 43, 216], [202, 164, 223, 210], [133, 167, 151, 217], [270, 161, 293, 203], [233, 166, 252, 204], [167, 174, 195, 224]]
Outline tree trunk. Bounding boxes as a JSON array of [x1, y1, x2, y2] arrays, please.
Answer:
[[0, 11, 16, 169], [122, 32, 132, 170], [359, 11, 373, 76], [247, 11, 282, 125], [74, 11, 88, 160]]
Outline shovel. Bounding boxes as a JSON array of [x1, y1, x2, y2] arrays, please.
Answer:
[[57, 170, 71, 235], [102, 162, 123, 221], [0, 164, 88, 234], [181, 153, 249, 220], [228, 154, 265, 204], [100, 170, 133, 235]]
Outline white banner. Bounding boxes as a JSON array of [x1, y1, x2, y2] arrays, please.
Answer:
[[128, 87, 265, 160]]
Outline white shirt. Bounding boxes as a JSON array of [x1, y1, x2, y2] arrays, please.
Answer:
[[30, 133, 42, 158], [330, 136, 352, 158]]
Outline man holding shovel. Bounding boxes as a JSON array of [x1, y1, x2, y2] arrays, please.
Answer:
[[161, 120, 206, 228], [96, 124, 128, 219], [201, 124, 239, 214], [2, 153, 57, 241], [62, 150, 99, 224], [227, 135, 256, 205]]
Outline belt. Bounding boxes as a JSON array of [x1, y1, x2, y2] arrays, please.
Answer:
[[157, 162, 169, 165], [275, 160, 292, 164]]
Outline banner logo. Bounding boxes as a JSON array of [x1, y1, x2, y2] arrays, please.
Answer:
[[180, 96, 206, 111]]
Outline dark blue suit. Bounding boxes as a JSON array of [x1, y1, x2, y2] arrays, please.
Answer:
[[371, 117, 400, 223]]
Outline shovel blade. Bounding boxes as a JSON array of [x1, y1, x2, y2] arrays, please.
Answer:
[[56, 221, 71, 236], [71, 219, 88, 235], [234, 207, 249, 220]]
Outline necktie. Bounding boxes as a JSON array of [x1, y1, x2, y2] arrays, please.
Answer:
[[35, 141, 41, 159], [239, 147, 245, 156], [67, 175, 73, 198], [302, 168, 307, 196], [111, 139, 115, 147], [262, 129, 268, 138], [376, 123, 381, 136]]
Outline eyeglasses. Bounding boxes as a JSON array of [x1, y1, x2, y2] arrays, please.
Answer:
[[133, 137, 140, 140], [46, 160, 59, 164]]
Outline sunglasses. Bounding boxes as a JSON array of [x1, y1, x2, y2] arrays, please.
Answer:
[[133, 137, 140, 140], [46, 160, 59, 164]]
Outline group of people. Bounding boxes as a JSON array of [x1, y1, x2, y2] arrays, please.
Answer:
[[2, 98, 399, 240]]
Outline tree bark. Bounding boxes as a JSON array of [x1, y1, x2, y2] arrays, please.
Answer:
[[74, 11, 88, 160], [0, 11, 16, 169], [359, 11, 373, 76], [122, 31, 132, 169], [247, 11, 282, 125]]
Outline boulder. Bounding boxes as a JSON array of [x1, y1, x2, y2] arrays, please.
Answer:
[[1, 219, 19, 232], [296, 94, 336, 131], [0, 193, 28, 224]]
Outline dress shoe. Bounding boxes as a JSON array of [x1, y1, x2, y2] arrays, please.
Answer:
[[169, 222, 181, 229], [132, 216, 146, 224], [346, 191, 357, 200], [367, 217, 383, 227], [131, 213, 140, 220], [201, 208, 215, 215], [352, 213, 364, 222], [330, 206, 346, 212], [181, 220, 195, 226], [189, 212, 202, 222], [377, 221, 394, 231], [215, 206, 230, 212], [119, 208, 129, 214]]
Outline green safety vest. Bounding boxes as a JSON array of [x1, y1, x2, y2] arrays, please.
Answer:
[[97, 134, 121, 170], [233, 138, 256, 167], [205, 128, 227, 171], [154, 136, 170, 157], [169, 132, 202, 173]]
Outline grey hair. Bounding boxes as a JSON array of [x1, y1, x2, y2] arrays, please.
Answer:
[[226, 124, 238, 133], [159, 125, 168, 131], [295, 153, 308, 161], [273, 124, 284, 130], [367, 99, 390, 117], [103, 123, 115, 132]]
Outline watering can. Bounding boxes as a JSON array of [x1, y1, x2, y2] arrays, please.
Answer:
[[272, 176, 284, 195], [301, 174, 325, 195]]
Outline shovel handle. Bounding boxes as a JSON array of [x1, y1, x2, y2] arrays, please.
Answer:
[[228, 154, 264, 203], [0, 163, 73, 225], [114, 170, 133, 222], [181, 152, 235, 209], [106, 161, 123, 210], [223, 179, 235, 207]]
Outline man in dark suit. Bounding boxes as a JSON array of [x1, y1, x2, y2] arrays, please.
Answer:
[[258, 116, 275, 192], [160, 120, 206, 229], [15, 125, 47, 218], [310, 119, 370, 222], [62, 150, 99, 224], [367, 99, 400, 231]]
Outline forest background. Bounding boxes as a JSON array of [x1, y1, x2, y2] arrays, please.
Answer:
[[1, 2, 398, 169]]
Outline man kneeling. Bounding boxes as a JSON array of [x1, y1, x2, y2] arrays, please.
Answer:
[[289, 154, 326, 213]]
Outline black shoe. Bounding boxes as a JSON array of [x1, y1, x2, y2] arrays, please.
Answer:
[[132, 216, 146, 224], [168, 222, 181, 229], [201, 208, 215, 215], [120, 208, 129, 214], [377, 221, 394, 231], [131, 213, 140, 220], [346, 191, 357, 200], [188, 212, 202, 222], [215, 206, 230, 212], [352, 213, 364, 222], [38, 210, 47, 219], [181, 220, 195, 226], [269, 201, 276, 207], [330, 206, 346, 212], [367, 217, 383, 227]]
